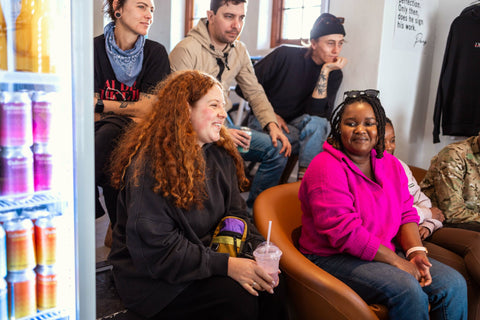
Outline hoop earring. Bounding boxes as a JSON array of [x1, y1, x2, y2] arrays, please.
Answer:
[[115, 12, 121, 18]]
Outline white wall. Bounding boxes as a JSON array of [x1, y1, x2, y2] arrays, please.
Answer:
[[93, 0, 104, 37], [240, 0, 273, 57], [93, 0, 182, 51], [375, 0, 472, 168], [377, 0, 439, 167], [329, 0, 384, 105]]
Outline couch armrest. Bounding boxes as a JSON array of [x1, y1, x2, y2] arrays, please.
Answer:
[[254, 182, 386, 320]]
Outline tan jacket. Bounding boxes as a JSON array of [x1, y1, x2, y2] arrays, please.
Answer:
[[169, 18, 277, 129]]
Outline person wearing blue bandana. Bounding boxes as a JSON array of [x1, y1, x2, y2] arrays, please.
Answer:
[[94, 0, 170, 229]]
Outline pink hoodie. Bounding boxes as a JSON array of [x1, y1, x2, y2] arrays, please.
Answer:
[[299, 142, 419, 261]]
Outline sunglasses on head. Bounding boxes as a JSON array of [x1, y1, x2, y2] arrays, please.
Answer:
[[344, 89, 380, 99]]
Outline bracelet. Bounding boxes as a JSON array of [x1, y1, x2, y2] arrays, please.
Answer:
[[405, 246, 428, 259]]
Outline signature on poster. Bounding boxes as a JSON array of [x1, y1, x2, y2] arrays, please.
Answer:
[[414, 33, 427, 47]]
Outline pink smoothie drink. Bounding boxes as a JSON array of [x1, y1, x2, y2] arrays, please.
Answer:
[[253, 242, 282, 285]]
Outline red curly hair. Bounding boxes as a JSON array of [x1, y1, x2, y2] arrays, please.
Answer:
[[110, 70, 249, 210]]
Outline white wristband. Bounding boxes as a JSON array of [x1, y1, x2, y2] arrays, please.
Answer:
[[405, 246, 428, 259]]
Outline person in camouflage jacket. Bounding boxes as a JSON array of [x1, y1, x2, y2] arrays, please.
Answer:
[[421, 134, 480, 230]]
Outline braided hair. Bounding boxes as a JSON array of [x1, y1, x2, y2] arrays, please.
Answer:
[[328, 94, 387, 159]]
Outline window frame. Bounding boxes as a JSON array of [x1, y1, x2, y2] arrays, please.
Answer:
[[270, 0, 330, 48], [184, 0, 211, 36], [185, 0, 195, 36]]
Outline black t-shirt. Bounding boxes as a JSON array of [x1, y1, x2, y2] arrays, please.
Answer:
[[252, 45, 343, 121], [94, 34, 170, 101]]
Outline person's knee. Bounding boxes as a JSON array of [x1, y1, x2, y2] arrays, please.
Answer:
[[465, 230, 480, 255], [465, 244, 480, 285], [265, 141, 288, 164], [217, 281, 259, 319], [446, 268, 468, 295], [431, 263, 467, 309], [387, 274, 429, 308], [301, 116, 329, 138], [225, 295, 258, 319]]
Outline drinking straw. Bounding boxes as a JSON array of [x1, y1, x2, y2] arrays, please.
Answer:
[[266, 220, 272, 250]]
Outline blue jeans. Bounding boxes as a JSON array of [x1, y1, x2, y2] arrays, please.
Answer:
[[226, 124, 287, 208], [306, 253, 467, 320], [248, 114, 330, 168]]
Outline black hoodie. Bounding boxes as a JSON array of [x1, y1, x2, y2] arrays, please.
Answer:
[[433, 5, 480, 143]]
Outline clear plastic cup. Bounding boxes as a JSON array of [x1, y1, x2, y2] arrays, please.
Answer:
[[253, 241, 282, 285]]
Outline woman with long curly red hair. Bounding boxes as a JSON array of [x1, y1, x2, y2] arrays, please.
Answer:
[[108, 70, 287, 320]]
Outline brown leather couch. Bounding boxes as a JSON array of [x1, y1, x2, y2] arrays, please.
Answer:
[[408, 165, 427, 183], [253, 181, 388, 320]]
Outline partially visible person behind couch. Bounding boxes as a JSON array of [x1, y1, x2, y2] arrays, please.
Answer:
[[386, 118, 480, 320], [384, 118, 445, 239], [108, 70, 287, 320], [299, 89, 467, 320], [421, 131, 480, 231]]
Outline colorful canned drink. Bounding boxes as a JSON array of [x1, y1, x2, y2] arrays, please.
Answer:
[[0, 210, 15, 225], [0, 278, 7, 320], [35, 265, 56, 311], [32, 92, 53, 144], [0, 224, 5, 278], [4, 219, 35, 271], [6, 270, 36, 319], [0, 91, 32, 147], [0, 146, 34, 198], [237, 126, 252, 153], [33, 143, 53, 192], [34, 216, 56, 266]]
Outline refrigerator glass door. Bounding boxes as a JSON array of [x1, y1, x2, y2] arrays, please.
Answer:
[[0, 0, 94, 318]]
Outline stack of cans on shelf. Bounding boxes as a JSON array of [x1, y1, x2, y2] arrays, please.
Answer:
[[1, 207, 57, 319], [33, 209, 57, 313], [32, 91, 53, 192], [0, 90, 53, 200]]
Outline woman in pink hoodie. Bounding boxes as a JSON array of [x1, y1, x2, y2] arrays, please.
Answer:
[[298, 90, 467, 320]]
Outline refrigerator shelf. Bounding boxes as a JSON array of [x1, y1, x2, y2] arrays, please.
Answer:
[[18, 308, 69, 320], [0, 191, 63, 211], [0, 71, 60, 92]]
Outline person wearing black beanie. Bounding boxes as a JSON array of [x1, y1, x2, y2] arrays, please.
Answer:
[[310, 13, 346, 39], [239, 12, 348, 180]]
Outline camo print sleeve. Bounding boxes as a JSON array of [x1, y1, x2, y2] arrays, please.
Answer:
[[420, 136, 480, 223]]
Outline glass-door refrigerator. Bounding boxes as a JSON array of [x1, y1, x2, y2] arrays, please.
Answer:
[[0, 0, 95, 319]]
